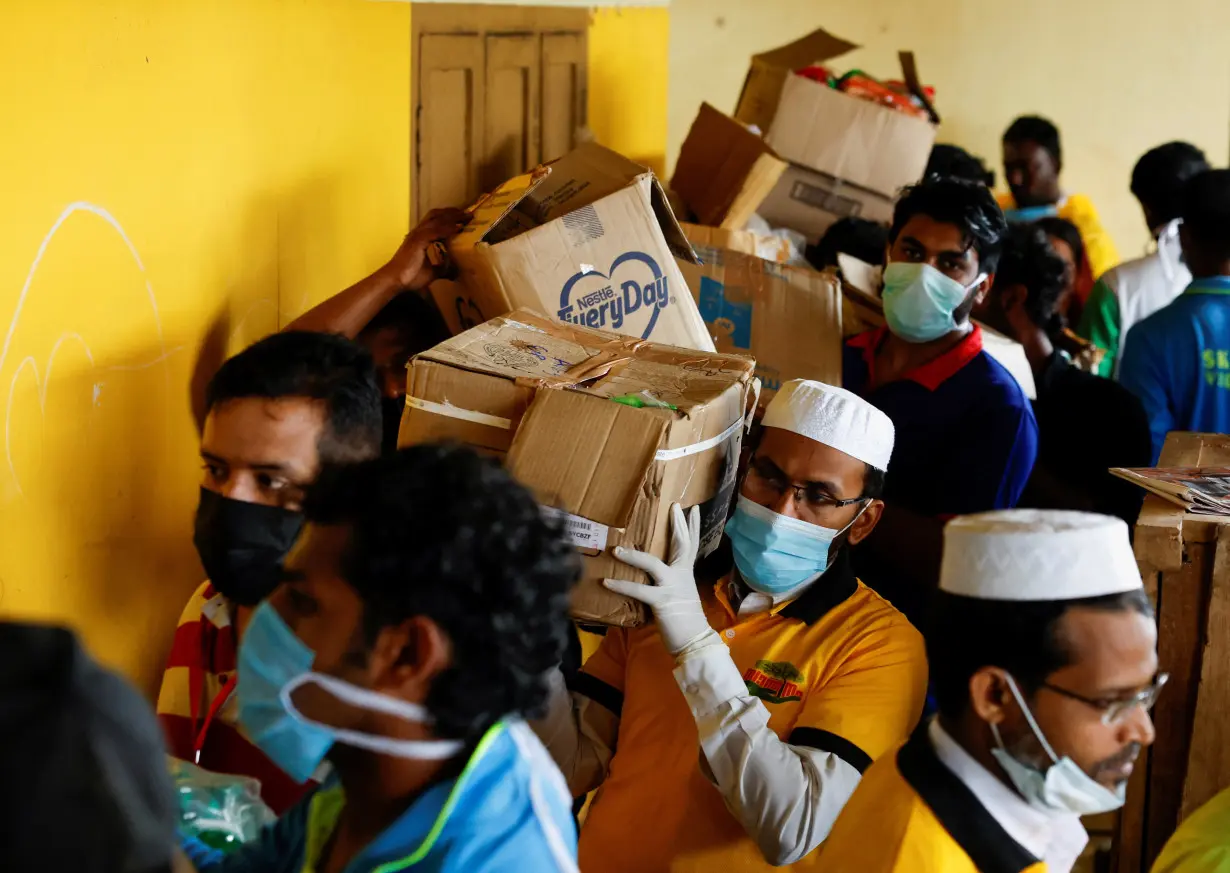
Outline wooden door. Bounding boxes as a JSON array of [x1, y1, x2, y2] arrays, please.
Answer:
[[412, 4, 589, 220]]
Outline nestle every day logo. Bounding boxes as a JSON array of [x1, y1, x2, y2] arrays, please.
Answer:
[[557, 251, 672, 339]]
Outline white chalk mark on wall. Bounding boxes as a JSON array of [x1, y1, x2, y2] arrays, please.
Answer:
[[3, 203, 173, 496]]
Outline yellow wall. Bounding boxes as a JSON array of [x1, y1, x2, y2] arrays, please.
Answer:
[[589, 7, 671, 176], [668, 0, 1230, 256], [0, 0, 412, 693]]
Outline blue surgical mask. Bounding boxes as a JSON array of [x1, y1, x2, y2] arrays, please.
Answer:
[[989, 673, 1126, 815], [236, 602, 463, 784], [724, 496, 865, 597], [881, 262, 986, 344]]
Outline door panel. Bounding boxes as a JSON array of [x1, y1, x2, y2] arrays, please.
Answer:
[[482, 34, 540, 194], [418, 34, 483, 217], [541, 33, 586, 164]]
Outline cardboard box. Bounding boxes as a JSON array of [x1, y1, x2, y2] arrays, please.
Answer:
[[432, 143, 714, 354], [757, 164, 895, 244], [399, 309, 756, 626], [679, 244, 842, 403], [836, 254, 1037, 400], [670, 103, 787, 231], [734, 29, 936, 199], [680, 222, 796, 264]]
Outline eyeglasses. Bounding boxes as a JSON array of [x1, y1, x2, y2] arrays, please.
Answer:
[[743, 456, 868, 522], [1040, 673, 1169, 726]]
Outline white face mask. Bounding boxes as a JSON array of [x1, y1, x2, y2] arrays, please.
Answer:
[[989, 673, 1126, 816]]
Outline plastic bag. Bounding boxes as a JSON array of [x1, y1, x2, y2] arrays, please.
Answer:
[[169, 757, 276, 852]]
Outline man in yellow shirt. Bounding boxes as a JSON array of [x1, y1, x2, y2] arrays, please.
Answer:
[[999, 116, 1121, 286], [1152, 786, 1230, 872], [536, 379, 927, 871], [816, 510, 1163, 873]]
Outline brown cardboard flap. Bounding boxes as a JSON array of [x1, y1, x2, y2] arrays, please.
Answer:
[[527, 142, 650, 223], [671, 103, 787, 231], [508, 389, 669, 528], [649, 175, 702, 265], [751, 28, 860, 68], [454, 167, 553, 249]]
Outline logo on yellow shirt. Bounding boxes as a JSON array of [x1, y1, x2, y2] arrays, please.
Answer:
[[743, 660, 805, 704]]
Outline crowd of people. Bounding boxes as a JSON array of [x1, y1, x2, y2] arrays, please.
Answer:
[[5, 114, 1230, 873]]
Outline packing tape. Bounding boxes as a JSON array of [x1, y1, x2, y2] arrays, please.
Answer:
[[404, 396, 511, 430], [654, 418, 742, 462]]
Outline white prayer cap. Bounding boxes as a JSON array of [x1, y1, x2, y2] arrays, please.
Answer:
[[761, 380, 894, 470], [941, 510, 1143, 602]]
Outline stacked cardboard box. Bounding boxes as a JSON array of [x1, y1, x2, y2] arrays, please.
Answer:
[[678, 245, 843, 404], [431, 142, 716, 353], [398, 309, 756, 627]]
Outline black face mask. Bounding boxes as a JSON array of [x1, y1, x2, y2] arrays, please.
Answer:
[[193, 487, 304, 607], [382, 396, 405, 456]]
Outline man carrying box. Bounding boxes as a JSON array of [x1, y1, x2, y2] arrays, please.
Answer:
[[843, 176, 1038, 624], [536, 380, 927, 871]]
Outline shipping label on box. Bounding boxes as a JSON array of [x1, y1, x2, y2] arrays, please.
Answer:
[[679, 244, 842, 403], [435, 143, 716, 354], [399, 309, 756, 626], [758, 164, 895, 245]]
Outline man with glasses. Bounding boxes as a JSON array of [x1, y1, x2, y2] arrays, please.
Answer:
[[536, 380, 927, 871], [816, 509, 1162, 873]]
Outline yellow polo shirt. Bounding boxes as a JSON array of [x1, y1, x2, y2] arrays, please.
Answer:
[[814, 727, 1048, 873], [573, 553, 927, 872]]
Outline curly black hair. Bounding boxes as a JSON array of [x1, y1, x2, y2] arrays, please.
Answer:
[[995, 224, 1070, 327], [925, 144, 996, 188], [206, 331, 382, 464], [807, 217, 889, 270], [1131, 142, 1210, 227], [303, 443, 579, 742], [1181, 168, 1230, 263], [890, 177, 1008, 274], [1004, 115, 1062, 166]]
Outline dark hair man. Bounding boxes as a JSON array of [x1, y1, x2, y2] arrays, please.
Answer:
[[816, 510, 1162, 873], [1000, 115, 1120, 288], [926, 143, 996, 188], [1120, 169, 1230, 462], [975, 225, 1153, 525], [0, 622, 179, 873], [842, 177, 1037, 623], [1079, 142, 1210, 376], [806, 217, 890, 270], [157, 331, 381, 813], [287, 209, 465, 453], [537, 381, 926, 871], [184, 445, 581, 872]]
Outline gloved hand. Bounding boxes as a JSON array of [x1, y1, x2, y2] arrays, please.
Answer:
[[606, 504, 718, 657]]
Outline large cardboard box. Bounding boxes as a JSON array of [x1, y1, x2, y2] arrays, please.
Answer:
[[680, 222, 796, 264], [399, 309, 756, 627], [734, 29, 935, 199], [679, 244, 842, 403], [670, 103, 787, 231], [432, 143, 714, 353], [757, 164, 895, 244]]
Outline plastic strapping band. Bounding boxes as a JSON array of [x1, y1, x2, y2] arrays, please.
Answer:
[[404, 396, 511, 430], [654, 418, 742, 462]]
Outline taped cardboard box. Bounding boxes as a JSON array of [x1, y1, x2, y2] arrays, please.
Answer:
[[670, 103, 787, 231], [757, 164, 895, 245], [679, 245, 842, 404], [734, 28, 936, 199], [680, 222, 795, 264], [398, 308, 756, 627], [836, 254, 1037, 400], [432, 143, 714, 354]]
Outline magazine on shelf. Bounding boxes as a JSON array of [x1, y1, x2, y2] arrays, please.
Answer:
[[1110, 466, 1230, 516]]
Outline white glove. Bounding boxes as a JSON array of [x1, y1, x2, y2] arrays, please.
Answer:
[[606, 504, 718, 657]]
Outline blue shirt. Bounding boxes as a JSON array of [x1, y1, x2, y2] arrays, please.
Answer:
[[844, 327, 1038, 622], [1119, 277, 1230, 464], [843, 326, 1039, 515], [185, 721, 578, 873]]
